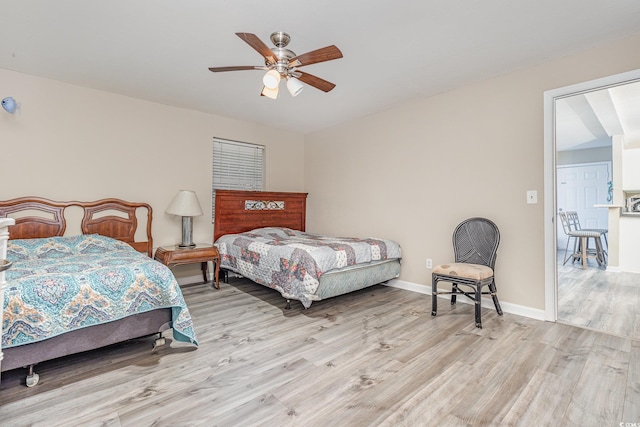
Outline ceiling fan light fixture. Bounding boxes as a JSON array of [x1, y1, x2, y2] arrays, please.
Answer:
[[261, 85, 279, 99], [262, 70, 281, 89], [286, 77, 304, 97], [209, 32, 342, 97]]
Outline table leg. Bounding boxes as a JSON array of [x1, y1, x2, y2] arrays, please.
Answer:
[[199, 262, 206, 283], [213, 258, 220, 289]]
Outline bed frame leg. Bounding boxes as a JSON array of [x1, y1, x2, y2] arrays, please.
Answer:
[[26, 365, 40, 387], [153, 332, 166, 351], [285, 299, 291, 310]]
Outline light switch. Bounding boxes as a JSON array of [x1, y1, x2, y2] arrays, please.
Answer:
[[527, 190, 538, 204]]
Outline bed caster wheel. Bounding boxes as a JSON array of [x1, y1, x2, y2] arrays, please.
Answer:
[[475, 323, 482, 329], [431, 311, 437, 316], [153, 337, 166, 350], [26, 373, 40, 387]]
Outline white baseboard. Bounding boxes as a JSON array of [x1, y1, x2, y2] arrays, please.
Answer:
[[175, 273, 545, 321], [385, 279, 545, 321]]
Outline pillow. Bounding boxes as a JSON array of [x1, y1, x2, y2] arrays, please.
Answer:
[[7, 234, 133, 261]]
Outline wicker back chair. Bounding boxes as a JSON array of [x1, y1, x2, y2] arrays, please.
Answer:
[[431, 217, 502, 328]]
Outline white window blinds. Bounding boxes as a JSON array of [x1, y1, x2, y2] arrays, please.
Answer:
[[212, 137, 265, 221]]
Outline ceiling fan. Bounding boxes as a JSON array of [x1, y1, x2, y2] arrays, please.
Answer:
[[208, 32, 343, 99]]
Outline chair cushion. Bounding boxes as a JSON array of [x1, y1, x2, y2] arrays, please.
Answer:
[[433, 263, 494, 280], [567, 230, 604, 238]]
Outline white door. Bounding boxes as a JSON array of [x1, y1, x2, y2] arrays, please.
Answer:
[[556, 162, 611, 249]]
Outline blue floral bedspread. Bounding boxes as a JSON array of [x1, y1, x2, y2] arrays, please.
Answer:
[[3, 234, 198, 348], [215, 227, 402, 308]]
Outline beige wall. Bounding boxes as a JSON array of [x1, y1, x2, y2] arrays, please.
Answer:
[[304, 34, 640, 310], [0, 68, 305, 254]]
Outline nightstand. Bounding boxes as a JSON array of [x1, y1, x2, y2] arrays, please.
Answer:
[[154, 243, 220, 289]]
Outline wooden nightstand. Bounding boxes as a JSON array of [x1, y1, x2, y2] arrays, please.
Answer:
[[154, 243, 220, 289]]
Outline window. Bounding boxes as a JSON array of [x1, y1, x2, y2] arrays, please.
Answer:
[[212, 137, 265, 221]]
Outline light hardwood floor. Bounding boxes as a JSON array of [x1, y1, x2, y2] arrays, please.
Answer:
[[1, 278, 639, 426], [558, 249, 640, 340]]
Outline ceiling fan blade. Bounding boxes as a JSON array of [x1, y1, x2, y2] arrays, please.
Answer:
[[208, 66, 265, 72], [235, 32, 277, 64], [296, 71, 336, 93], [289, 45, 343, 68]]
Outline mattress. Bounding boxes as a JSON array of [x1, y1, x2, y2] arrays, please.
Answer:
[[216, 227, 402, 307], [3, 234, 198, 349]]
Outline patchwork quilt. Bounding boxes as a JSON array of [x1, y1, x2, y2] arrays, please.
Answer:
[[215, 227, 402, 308], [3, 234, 198, 348]]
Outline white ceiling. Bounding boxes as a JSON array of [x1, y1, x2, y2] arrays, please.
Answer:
[[556, 80, 640, 152], [2, 1, 640, 135]]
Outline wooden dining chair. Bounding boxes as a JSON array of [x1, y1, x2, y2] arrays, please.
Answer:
[[558, 211, 606, 269], [566, 211, 608, 254]]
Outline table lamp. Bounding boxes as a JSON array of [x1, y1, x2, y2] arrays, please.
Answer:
[[166, 190, 203, 248]]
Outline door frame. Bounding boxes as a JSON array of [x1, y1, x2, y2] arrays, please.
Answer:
[[543, 68, 640, 322]]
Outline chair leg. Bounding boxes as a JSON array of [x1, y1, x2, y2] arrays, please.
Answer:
[[451, 283, 458, 305], [601, 234, 608, 258], [431, 275, 438, 317], [595, 236, 606, 267], [489, 280, 503, 315], [563, 235, 574, 265], [475, 285, 482, 328], [572, 236, 581, 264]]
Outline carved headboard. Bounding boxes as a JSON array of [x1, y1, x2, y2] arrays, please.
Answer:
[[214, 190, 308, 242], [0, 197, 154, 257]]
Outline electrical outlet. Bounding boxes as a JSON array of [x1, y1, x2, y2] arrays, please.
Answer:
[[426, 259, 432, 269], [527, 190, 538, 204]]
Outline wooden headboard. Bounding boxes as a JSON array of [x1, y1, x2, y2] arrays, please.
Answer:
[[214, 190, 308, 242], [0, 197, 154, 257]]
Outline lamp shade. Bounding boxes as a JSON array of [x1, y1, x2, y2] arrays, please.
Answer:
[[261, 85, 279, 99], [166, 190, 203, 217], [287, 77, 304, 97], [262, 70, 281, 89]]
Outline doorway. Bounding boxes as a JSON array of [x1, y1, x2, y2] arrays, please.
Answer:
[[544, 69, 640, 338], [556, 162, 611, 247]]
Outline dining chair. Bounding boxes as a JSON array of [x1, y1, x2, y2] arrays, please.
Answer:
[[431, 217, 502, 328], [566, 211, 608, 252], [558, 211, 606, 269]]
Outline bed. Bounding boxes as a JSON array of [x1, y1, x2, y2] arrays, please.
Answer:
[[0, 197, 198, 386], [213, 190, 402, 308]]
